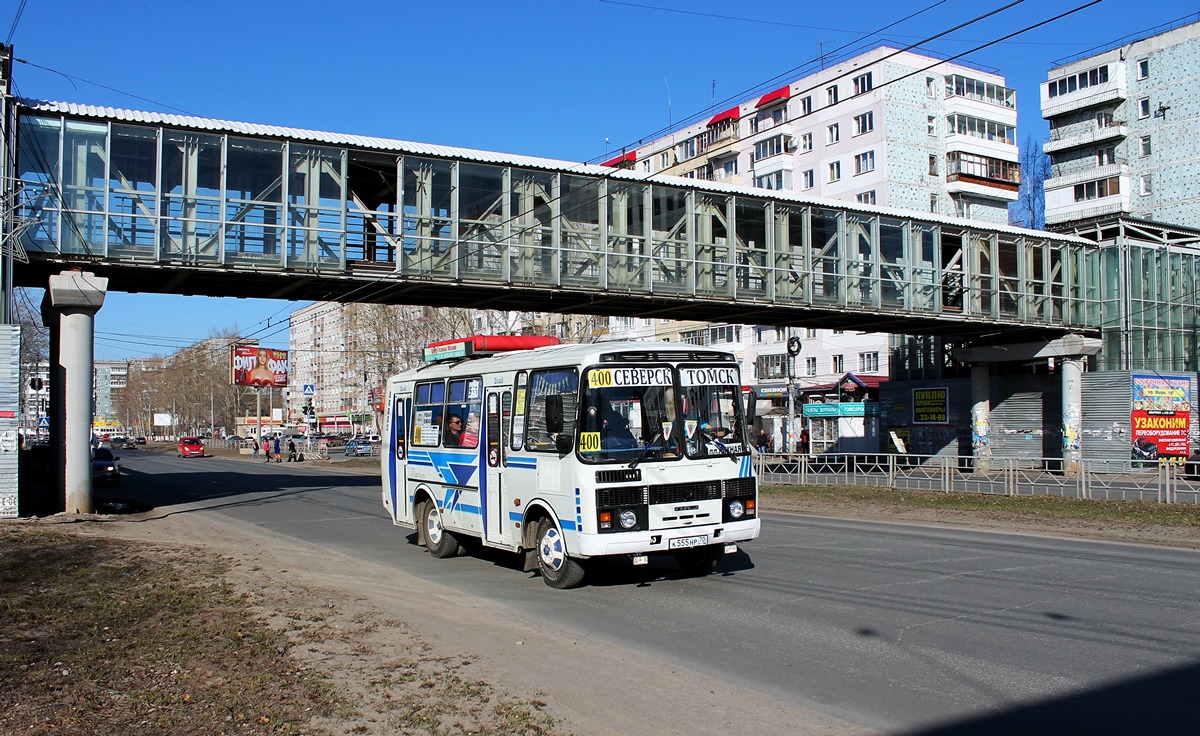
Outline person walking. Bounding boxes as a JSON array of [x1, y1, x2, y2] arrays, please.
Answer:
[[250, 436, 260, 461], [272, 435, 282, 463], [262, 434, 272, 463], [287, 437, 297, 462]]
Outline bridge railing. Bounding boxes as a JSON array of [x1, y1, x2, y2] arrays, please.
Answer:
[[754, 452, 1200, 504]]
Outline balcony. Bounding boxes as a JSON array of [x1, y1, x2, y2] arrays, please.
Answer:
[[1041, 85, 1126, 118], [1043, 122, 1127, 154]]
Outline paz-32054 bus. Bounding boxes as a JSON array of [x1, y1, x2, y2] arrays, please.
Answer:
[[381, 335, 760, 588]]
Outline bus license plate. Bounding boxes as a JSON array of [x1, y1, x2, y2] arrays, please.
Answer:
[[668, 534, 709, 549]]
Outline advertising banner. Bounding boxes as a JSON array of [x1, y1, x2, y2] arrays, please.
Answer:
[[913, 388, 948, 424], [1131, 373, 1191, 462], [231, 346, 289, 388]]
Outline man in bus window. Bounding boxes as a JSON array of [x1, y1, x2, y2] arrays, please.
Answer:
[[444, 413, 464, 446]]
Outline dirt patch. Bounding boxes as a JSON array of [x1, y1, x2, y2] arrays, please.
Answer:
[[9, 510, 865, 736]]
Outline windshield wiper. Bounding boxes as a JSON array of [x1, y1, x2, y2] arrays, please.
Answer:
[[628, 427, 663, 470]]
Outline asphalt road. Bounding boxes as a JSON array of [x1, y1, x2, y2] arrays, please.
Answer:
[[107, 448, 1200, 735]]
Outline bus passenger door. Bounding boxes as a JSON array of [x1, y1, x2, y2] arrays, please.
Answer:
[[483, 390, 511, 545], [386, 395, 411, 524]]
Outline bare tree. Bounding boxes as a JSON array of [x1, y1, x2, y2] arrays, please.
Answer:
[[1010, 134, 1050, 230], [13, 287, 49, 424]]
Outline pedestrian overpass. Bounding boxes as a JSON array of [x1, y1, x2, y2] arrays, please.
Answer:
[[4, 99, 1102, 341], [0, 67, 1112, 516]]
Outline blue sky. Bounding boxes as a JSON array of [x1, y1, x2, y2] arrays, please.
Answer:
[[7, 0, 1196, 359]]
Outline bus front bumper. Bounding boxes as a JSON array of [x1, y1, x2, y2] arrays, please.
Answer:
[[575, 518, 760, 559]]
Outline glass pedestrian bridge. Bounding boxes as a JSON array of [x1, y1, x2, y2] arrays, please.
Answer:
[[8, 100, 1102, 338]]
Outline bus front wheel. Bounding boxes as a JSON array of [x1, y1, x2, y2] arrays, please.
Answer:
[[421, 501, 460, 558], [535, 518, 585, 589]]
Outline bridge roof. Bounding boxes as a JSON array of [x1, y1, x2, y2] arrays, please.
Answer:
[[19, 98, 1089, 247]]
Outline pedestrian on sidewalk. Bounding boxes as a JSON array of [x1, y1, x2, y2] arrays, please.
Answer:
[[287, 437, 297, 462], [273, 435, 282, 463], [250, 436, 260, 461]]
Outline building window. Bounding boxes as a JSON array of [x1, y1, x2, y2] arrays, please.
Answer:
[[1097, 147, 1116, 166], [1138, 97, 1151, 119], [1047, 63, 1109, 98], [928, 154, 939, 176], [754, 170, 792, 190], [755, 353, 788, 381], [658, 151, 671, 169], [927, 116, 936, 136], [854, 111, 874, 136], [805, 357, 817, 376], [798, 95, 812, 116], [858, 352, 879, 372], [802, 169, 815, 189], [1072, 176, 1121, 202], [853, 72, 873, 96], [1140, 135, 1152, 156], [1096, 111, 1114, 128], [856, 190, 876, 204], [828, 161, 841, 182], [1139, 174, 1152, 195], [926, 76, 937, 97], [826, 123, 840, 145], [826, 84, 839, 106], [831, 355, 844, 373], [805, 328, 817, 339], [854, 151, 875, 175], [753, 135, 788, 162], [947, 113, 1016, 145], [929, 194, 939, 213], [1137, 58, 1149, 80], [800, 132, 813, 152]]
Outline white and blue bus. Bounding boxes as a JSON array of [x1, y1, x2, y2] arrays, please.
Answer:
[[381, 335, 760, 588]]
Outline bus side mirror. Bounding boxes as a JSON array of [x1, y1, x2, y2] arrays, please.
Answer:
[[744, 389, 759, 426], [554, 432, 574, 455], [545, 395, 564, 434]]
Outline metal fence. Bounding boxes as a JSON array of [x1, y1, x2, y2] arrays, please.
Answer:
[[754, 452, 1200, 504]]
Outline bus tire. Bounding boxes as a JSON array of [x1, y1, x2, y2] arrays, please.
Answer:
[[535, 518, 585, 589], [421, 500, 459, 559], [674, 546, 722, 577]]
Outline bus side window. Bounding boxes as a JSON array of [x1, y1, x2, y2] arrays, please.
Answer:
[[511, 371, 527, 451], [393, 396, 407, 459], [413, 380, 445, 447], [525, 368, 578, 451]]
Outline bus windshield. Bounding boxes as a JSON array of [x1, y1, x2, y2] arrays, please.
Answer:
[[579, 364, 746, 464]]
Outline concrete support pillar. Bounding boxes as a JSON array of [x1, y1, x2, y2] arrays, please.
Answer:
[[970, 362, 991, 472], [43, 271, 107, 514], [1061, 356, 1084, 474]]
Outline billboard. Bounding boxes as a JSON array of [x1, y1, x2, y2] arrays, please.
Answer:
[[231, 346, 289, 388], [1131, 373, 1191, 463]]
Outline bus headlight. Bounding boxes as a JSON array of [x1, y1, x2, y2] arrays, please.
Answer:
[[619, 509, 639, 529], [728, 500, 745, 519]]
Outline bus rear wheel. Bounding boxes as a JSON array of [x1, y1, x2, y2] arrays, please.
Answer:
[[535, 518, 585, 589], [421, 500, 459, 558]]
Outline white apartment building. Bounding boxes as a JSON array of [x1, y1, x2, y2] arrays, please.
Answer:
[[602, 45, 1020, 394], [1041, 18, 1200, 228]]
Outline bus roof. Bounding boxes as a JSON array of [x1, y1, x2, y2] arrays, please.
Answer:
[[393, 340, 739, 381]]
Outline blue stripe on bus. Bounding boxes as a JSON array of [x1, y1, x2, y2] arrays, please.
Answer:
[[506, 511, 575, 532], [507, 456, 537, 469]]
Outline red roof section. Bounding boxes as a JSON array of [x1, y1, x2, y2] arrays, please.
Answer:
[[600, 151, 637, 167], [756, 86, 791, 108], [707, 106, 741, 126]]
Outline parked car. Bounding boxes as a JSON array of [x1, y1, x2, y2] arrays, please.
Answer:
[[344, 439, 374, 457], [92, 447, 121, 486], [177, 436, 205, 458]]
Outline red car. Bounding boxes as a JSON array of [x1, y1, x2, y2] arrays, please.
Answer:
[[177, 436, 205, 458]]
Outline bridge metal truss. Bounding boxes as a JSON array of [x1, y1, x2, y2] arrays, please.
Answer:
[[7, 104, 1102, 338]]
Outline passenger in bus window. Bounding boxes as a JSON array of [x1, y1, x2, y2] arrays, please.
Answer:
[[444, 413, 464, 446], [461, 413, 480, 448], [602, 408, 636, 449]]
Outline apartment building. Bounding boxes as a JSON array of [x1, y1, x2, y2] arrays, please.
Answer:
[[601, 45, 1020, 394], [1041, 18, 1200, 228]]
